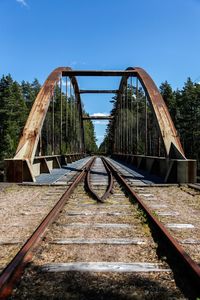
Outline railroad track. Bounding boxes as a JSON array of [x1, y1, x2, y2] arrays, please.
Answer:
[[0, 156, 199, 299]]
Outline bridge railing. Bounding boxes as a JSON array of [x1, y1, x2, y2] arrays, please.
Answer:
[[112, 154, 196, 183], [5, 153, 87, 182]]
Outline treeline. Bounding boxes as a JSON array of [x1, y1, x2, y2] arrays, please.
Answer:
[[100, 78, 200, 166], [160, 79, 200, 162], [0, 74, 97, 161]]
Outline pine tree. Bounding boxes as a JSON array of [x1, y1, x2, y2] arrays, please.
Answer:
[[0, 75, 28, 159], [21, 78, 41, 110], [160, 81, 176, 122], [177, 78, 199, 158]]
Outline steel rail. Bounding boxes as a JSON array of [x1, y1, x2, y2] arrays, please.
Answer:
[[103, 158, 200, 295], [101, 157, 114, 201], [85, 157, 114, 203], [0, 157, 95, 299]]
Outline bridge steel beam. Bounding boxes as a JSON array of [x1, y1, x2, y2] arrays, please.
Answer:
[[82, 116, 112, 120], [62, 70, 136, 77], [80, 90, 119, 94], [4, 66, 197, 183], [5, 67, 86, 182], [112, 67, 196, 183], [116, 67, 186, 160]]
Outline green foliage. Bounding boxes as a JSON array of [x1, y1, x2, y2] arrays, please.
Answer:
[[0, 75, 28, 159], [21, 78, 41, 110], [160, 79, 200, 165], [0, 74, 97, 161]]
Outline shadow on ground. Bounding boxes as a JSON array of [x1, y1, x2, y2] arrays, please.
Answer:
[[10, 263, 186, 300]]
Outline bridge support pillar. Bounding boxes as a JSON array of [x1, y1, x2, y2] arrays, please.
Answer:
[[4, 153, 88, 183], [112, 154, 197, 184], [5, 159, 35, 183], [164, 159, 197, 183]]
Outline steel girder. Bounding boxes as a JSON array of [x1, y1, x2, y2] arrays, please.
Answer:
[[115, 67, 185, 159], [14, 67, 85, 163], [14, 66, 185, 165]]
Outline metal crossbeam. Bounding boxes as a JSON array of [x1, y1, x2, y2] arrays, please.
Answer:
[[82, 115, 112, 120], [62, 70, 136, 76], [79, 89, 119, 94]]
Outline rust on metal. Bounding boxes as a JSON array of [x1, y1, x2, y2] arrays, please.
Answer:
[[85, 157, 113, 202], [103, 157, 200, 294], [15, 67, 70, 163], [6, 66, 187, 182], [14, 67, 85, 163], [0, 157, 95, 299], [126, 67, 185, 159]]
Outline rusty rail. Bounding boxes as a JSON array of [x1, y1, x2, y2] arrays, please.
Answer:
[[0, 157, 95, 299], [85, 157, 114, 203], [103, 157, 200, 295]]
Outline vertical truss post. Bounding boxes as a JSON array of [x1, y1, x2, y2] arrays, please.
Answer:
[[120, 89, 123, 153], [65, 76, 68, 152], [121, 86, 123, 153], [158, 135, 161, 157], [79, 111, 81, 153], [136, 77, 139, 154], [114, 116, 116, 153], [130, 76, 133, 154], [118, 97, 121, 153], [70, 79, 72, 153], [145, 95, 148, 155], [126, 80, 128, 154], [73, 88, 76, 153], [128, 77, 130, 154], [52, 93, 55, 155], [39, 133, 42, 156], [80, 106, 85, 154], [75, 94, 78, 153], [119, 90, 121, 153], [117, 113, 119, 153], [122, 84, 125, 153], [124, 84, 126, 154], [60, 76, 63, 154]]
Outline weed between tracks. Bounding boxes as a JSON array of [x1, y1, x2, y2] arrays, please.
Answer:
[[123, 188, 199, 299]]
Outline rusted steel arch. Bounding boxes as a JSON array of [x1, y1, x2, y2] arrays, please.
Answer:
[[117, 67, 185, 159], [14, 67, 85, 163]]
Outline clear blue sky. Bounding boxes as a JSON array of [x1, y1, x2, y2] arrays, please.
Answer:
[[1, 0, 200, 145]]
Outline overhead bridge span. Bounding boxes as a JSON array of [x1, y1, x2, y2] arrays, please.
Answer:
[[5, 67, 196, 183]]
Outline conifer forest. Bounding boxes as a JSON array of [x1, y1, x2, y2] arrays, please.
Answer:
[[0, 74, 97, 164]]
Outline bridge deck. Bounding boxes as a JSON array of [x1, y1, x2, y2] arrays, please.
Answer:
[[30, 157, 91, 185], [107, 158, 164, 185], [23, 156, 163, 185]]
